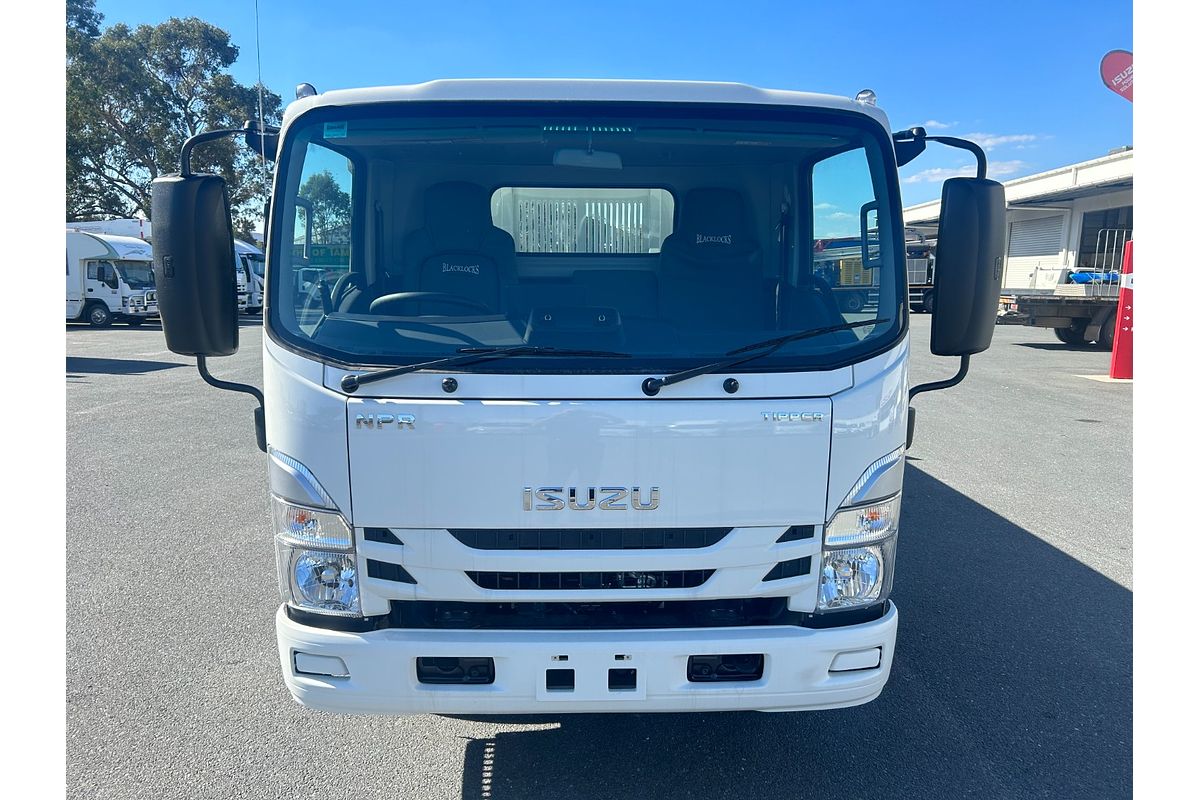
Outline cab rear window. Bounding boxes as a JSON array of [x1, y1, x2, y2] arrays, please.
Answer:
[[491, 187, 674, 254]]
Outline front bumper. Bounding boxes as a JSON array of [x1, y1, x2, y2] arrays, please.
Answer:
[[276, 603, 898, 715]]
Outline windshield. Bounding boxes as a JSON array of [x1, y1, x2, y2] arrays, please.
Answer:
[[246, 253, 265, 277], [268, 103, 905, 373], [114, 260, 155, 289]]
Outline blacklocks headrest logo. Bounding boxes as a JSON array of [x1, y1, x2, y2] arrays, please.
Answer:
[[696, 234, 733, 245], [442, 262, 481, 275]]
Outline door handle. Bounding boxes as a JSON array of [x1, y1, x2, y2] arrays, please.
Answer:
[[87, 288, 93, 293]]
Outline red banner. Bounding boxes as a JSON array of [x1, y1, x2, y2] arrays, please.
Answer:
[[1100, 50, 1133, 102], [1109, 241, 1132, 379]]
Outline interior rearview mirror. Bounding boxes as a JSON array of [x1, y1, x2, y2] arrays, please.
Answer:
[[150, 173, 240, 357], [930, 177, 1006, 356]]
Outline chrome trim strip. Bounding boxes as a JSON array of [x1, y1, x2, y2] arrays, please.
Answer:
[[268, 447, 336, 510], [841, 446, 906, 510]]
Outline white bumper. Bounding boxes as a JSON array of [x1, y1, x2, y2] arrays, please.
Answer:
[[276, 603, 897, 715]]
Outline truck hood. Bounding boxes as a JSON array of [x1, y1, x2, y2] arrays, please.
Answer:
[[345, 396, 832, 529]]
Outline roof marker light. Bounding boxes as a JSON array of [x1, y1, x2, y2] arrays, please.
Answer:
[[855, 89, 877, 106], [295, 83, 318, 100]]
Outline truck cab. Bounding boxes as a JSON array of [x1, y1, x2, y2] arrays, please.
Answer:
[[236, 238, 265, 314], [65, 230, 158, 326], [150, 79, 1005, 715]]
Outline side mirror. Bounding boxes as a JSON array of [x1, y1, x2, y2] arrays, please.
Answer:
[[930, 177, 1006, 356], [150, 173, 239, 356], [860, 201, 882, 269]]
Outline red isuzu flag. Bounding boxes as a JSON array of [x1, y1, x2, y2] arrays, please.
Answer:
[[1100, 50, 1133, 102], [1109, 241, 1132, 380]]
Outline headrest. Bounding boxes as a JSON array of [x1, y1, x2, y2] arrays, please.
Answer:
[[671, 188, 757, 258], [422, 182, 493, 250]]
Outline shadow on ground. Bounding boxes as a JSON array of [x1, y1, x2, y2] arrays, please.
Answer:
[[66, 357, 183, 376], [455, 465, 1131, 800], [65, 317, 263, 332], [1014, 341, 1109, 353]]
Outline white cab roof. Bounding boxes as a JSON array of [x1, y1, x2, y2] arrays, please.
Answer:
[[234, 238, 263, 256], [282, 79, 891, 131], [66, 230, 153, 262]]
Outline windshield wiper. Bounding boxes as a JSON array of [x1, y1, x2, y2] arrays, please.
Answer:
[[641, 318, 889, 396], [341, 345, 630, 393]]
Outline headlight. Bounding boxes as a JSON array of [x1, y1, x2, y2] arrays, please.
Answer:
[[276, 545, 359, 615], [272, 495, 360, 616], [817, 494, 900, 612]]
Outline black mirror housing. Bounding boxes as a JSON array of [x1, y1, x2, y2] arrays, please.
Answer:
[[930, 177, 1006, 356], [151, 173, 240, 357], [244, 128, 279, 161]]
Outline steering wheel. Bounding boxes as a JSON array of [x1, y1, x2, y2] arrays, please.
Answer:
[[369, 291, 495, 315]]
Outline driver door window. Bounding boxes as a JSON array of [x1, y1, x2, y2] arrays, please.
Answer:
[[812, 148, 881, 323]]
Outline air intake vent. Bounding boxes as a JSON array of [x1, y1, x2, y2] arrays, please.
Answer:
[[776, 525, 815, 542], [450, 528, 729, 550], [364, 527, 404, 545], [366, 559, 417, 584], [466, 570, 713, 591], [762, 557, 812, 582]]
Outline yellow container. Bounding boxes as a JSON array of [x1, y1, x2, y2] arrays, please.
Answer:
[[839, 257, 867, 286]]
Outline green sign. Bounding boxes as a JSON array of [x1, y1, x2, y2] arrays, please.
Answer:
[[292, 243, 350, 265]]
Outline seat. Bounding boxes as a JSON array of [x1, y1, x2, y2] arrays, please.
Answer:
[[658, 188, 766, 330], [386, 182, 517, 315]]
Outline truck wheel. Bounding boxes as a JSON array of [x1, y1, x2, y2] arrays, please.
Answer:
[[921, 289, 935, 314], [86, 303, 113, 328], [1053, 325, 1086, 345], [845, 292, 866, 313], [1098, 316, 1116, 350], [126, 317, 145, 327]]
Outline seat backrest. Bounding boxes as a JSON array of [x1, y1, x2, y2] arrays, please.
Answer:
[[658, 188, 765, 329], [399, 182, 517, 313]]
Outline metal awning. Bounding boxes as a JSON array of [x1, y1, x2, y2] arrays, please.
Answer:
[[1008, 177, 1133, 207]]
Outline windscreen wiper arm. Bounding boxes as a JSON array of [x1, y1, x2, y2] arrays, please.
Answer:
[[641, 318, 889, 396], [341, 346, 630, 393]]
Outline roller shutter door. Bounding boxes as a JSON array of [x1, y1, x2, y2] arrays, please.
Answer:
[[1004, 215, 1065, 290]]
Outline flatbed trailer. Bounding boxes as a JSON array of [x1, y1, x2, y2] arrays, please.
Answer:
[[997, 290, 1118, 348]]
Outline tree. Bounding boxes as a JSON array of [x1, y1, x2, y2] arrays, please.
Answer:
[[66, 0, 281, 235], [299, 171, 352, 244]]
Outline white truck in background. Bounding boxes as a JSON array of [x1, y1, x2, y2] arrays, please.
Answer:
[[65, 230, 158, 326], [64, 217, 152, 241], [151, 81, 1005, 715], [236, 238, 265, 314], [66, 218, 257, 314]]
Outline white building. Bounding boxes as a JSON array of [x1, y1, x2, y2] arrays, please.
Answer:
[[903, 147, 1132, 294]]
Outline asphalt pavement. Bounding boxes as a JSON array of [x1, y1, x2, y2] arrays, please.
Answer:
[[66, 314, 1131, 799]]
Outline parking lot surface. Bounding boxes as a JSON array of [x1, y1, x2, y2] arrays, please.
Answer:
[[66, 315, 1131, 799]]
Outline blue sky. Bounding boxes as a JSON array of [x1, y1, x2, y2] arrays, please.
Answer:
[[96, 0, 1132, 206]]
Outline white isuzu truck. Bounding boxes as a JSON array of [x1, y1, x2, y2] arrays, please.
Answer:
[[65, 229, 159, 326], [235, 237, 266, 311], [235, 238, 266, 314], [150, 80, 1004, 715]]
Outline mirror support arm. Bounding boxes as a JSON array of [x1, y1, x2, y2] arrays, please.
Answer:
[[893, 128, 989, 179], [179, 121, 282, 175], [196, 355, 267, 453], [909, 354, 970, 402]]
